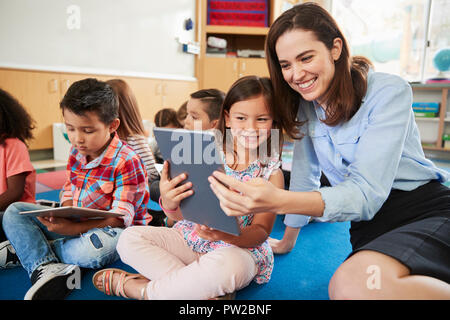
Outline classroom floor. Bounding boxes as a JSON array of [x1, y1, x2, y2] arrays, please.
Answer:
[[1, 156, 448, 300]]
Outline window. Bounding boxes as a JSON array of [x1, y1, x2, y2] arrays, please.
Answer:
[[331, 0, 449, 82]]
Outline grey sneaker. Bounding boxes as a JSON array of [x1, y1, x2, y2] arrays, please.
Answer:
[[24, 263, 80, 300], [0, 240, 21, 269]]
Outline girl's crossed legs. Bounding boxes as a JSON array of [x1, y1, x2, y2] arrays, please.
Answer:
[[112, 226, 258, 300]]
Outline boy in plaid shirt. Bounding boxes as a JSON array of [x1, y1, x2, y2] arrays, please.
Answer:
[[2, 78, 150, 300]]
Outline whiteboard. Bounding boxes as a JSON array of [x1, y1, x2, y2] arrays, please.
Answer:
[[0, 0, 196, 79]]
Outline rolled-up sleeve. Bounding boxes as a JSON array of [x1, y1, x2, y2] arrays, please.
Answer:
[[285, 124, 322, 227], [110, 157, 149, 227], [317, 82, 413, 222]]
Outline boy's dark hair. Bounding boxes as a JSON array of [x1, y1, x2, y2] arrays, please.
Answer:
[[0, 88, 35, 146], [190, 89, 225, 121], [60, 78, 118, 124], [154, 108, 182, 128]]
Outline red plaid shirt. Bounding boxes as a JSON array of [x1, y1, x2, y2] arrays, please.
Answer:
[[61, 133, 151, 227]]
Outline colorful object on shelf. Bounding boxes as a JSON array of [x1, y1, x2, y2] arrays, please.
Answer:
[[207, 0, 268, 27], [443, 134, 450, 150], [412, 102, 440, 118], [433, 48, 450, 73], [426, 48, 450, 83]]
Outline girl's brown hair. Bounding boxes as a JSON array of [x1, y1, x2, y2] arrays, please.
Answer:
[[154, 108, 182, 128], [266, 2, 372, 139], [0, 88, 35, 146], [216, 76, 283, 168], [106, 79, 146, 138]]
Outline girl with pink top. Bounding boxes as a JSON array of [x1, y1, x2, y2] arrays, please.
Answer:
[[93, 76, 285, 299], [0, 88, 36, 263]]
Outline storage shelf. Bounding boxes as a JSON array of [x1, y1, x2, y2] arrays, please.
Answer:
[[423, 146, 450, 151], [414, 117, 440, 121], [205, 25, 269, 36]]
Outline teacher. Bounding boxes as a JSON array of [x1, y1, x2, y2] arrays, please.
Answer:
[[208, 3, 450, 299]]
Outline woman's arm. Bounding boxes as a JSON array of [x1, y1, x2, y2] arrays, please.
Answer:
[[208, 171, 325, 218]]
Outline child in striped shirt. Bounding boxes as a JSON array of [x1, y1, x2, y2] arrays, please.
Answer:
[[1, 78, 150, 300]]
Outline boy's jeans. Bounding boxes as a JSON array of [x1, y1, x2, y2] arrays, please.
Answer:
[[2, 202, 123, 277]]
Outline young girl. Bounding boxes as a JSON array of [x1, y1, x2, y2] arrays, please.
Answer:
[[0, 88, 36, 250], [92, 76, 285, 300], [107, 79, 160, 183]]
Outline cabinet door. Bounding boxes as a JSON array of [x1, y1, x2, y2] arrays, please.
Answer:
[[238, 58, 269, 78], [0, 69, 62, 150], [203, 57, 238, 92], [59, 73, 109, 98], [119, 77, 162, 122], [161, 79, 198, 109]]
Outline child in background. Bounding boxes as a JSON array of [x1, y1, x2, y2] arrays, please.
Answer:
[[93, 76, 284, 300], [107, 79, 160, 183], [1, 79, 150, 300], [176, 101, 187, 127], [183, 88, 224, 131], [0, 88, 36, 265], [149, 108, 182, 164]]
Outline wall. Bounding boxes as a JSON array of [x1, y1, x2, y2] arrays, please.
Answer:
[[0, 0, 197, 80]]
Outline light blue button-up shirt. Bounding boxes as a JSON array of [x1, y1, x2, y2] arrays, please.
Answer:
[[286, 71, 449, 225]]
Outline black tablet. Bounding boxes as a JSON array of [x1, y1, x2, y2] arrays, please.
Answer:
[[153, 127, 241, 236], [20, 206, 125, 220]]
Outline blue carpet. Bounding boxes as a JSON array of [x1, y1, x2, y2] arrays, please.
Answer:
[[0, 188, 351, 300]]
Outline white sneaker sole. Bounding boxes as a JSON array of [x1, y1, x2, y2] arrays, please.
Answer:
[[24, 264, 80, 300]]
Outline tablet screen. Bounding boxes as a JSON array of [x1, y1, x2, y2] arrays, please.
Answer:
[[154, 128, 240, 235]]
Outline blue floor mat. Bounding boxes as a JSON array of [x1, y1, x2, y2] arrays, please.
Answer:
[[0, 207, 351, 300]]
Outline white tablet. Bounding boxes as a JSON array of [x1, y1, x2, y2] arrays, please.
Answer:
[[20, 206, 125, 220], [153, 127, 241, 236]]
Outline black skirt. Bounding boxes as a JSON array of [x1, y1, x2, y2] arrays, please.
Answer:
[[349, 180, 450, 284]]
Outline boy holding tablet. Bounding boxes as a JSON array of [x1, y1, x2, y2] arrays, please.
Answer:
[[1, 78, 150, 300]]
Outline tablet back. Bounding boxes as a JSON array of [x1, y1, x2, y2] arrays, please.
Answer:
[[153, 128, 240, 235]]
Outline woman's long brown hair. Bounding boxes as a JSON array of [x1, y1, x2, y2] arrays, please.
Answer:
[[106, 79, 146, 138], [266, 2, 372, 139]]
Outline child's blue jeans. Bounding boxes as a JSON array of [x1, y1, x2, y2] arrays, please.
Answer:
[[2, 202, 123, 277]]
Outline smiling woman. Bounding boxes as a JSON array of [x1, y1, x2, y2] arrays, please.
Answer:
[[207, 2, 450, 300]]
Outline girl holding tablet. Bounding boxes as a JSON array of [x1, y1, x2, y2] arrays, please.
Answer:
[[93, 76, 285, 300]]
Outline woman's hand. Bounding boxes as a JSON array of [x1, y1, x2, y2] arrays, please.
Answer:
[[208, 171, 282, 217], [159, 161, 194, 211]]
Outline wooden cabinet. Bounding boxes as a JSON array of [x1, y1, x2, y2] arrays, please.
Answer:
[[0, 68, 197, 150], [0, 69, 66, 150], [202, 57, 269, 91], [412, 84, 450, 151], [196, 0, 272, 91]]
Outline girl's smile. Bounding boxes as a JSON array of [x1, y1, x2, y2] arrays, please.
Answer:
[[225, 95, 273, 158]]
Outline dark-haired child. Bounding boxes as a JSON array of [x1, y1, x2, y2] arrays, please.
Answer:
[[1, 78, 150, 300], [0, 88, 36, 264]]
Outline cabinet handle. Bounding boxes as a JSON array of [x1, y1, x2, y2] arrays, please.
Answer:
[[61, 79, 70, 94], [162, 83, 168, 96], [241, 62, 246, 72], [155, 83, 162, 95], [233, 61, 238, 72], [48, 79, 59, 93]]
